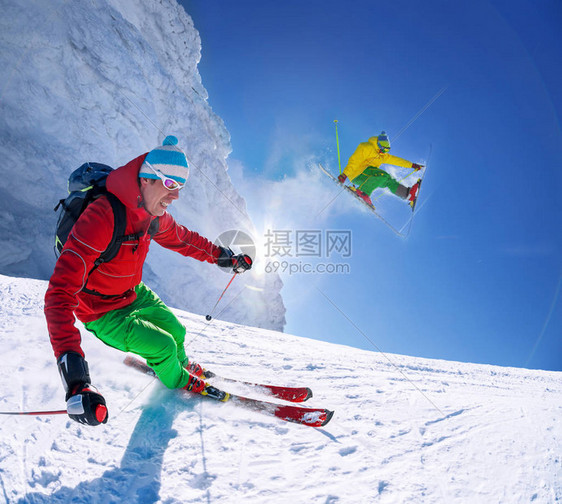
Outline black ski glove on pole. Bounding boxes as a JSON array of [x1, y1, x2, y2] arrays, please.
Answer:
[[57, 352, 108, 426], [217, 247, 253, 274]]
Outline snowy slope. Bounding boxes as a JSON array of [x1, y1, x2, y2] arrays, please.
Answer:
[[0, 0, 285, 330], [1, 274, 560, 504]]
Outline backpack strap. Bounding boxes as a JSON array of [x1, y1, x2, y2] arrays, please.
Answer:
[[96, 192, 128, 266], [81, 193, 129, 298], [81, 195, 160, 298]]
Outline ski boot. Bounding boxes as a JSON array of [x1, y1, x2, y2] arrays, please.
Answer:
[[184, 359, 215, 379], [184, 372, 229, 402], [184, 374, 207, 394], [408, 179, 422, 210], [349, 186, 373, 206]]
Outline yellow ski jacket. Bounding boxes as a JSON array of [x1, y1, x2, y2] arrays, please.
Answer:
[[343, 136, 415, 181]]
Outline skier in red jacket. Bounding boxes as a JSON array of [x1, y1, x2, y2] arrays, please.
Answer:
[[45, 136, 252, 426]]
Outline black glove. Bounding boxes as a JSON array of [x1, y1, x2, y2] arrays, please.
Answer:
[[217, 247, 253, 274], [57, 352, 108, 426], [412, 163, 423, 171]]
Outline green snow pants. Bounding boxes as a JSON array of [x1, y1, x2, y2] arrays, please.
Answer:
[[85, 282, 191, 389], [352, 167, 400, 196]]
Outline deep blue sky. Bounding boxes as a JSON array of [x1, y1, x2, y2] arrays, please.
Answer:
[[181, 0, 562, 371]]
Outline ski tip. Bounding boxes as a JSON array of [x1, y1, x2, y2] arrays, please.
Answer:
[[304, 388, 313, 401], [321, 409, 335, 427]]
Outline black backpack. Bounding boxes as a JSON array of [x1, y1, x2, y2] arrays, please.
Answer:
[[54, 162, 158, 297]]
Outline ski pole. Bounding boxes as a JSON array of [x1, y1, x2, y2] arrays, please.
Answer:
[[334, 119, 342, 174], [398, 166, 420, 183], [205, 273, 237, 321], [0, 409, 67, 416]]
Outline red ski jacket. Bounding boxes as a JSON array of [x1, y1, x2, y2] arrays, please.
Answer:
[[45, 153, 222, 359]]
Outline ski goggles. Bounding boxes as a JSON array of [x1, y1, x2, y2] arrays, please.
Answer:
[[144, 162, 185, 190], [377, 141, 390, 153], [377, 135, 391, 153]]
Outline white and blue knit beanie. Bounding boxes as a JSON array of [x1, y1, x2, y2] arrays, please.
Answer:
[[139, 135, 189, 184]]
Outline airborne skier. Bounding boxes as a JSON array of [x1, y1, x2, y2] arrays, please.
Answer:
[[337, 131, 423, 208]]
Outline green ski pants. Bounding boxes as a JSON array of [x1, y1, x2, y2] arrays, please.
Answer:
[[352, 167, 400, 196], [85, 282, 191, 389]]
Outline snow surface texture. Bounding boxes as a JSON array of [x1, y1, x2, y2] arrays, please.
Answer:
[[1, 274, 561, 503], [0, 0, 285, 330]]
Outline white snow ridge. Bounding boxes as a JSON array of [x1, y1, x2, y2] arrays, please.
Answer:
[[0, 274, 561, 503]]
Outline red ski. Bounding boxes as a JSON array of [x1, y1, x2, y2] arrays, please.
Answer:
[[230, 396, 333, 427], [124, 355, 312, 402], [215, 377, 312, 403], [123, 356, 333, 428]]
